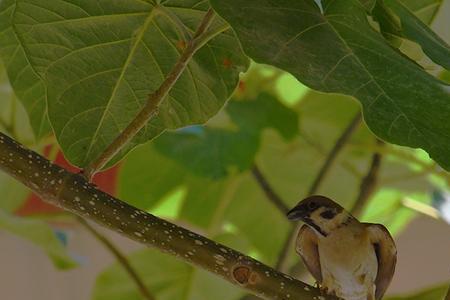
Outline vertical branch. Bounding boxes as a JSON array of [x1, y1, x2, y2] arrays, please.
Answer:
[[276, 112, 362, 272], [84, 9, 217, 179], [77, 216, 155, 300], [306, 112, 362, 195], [251, 165, 289, 215], [0, 132, 339, 300], [350, 139, 384, 217]]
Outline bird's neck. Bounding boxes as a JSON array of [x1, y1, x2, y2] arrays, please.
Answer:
[[309, 211, 357, 237]]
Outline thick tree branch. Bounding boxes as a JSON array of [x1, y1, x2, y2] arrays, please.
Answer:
[[251, 165, 289, 215], [0, 132, 338, 300], [350, 140, 384, 217], [77, 216, 155, 300], [276, 112, 362, 272], [84, 9, 217, 179]]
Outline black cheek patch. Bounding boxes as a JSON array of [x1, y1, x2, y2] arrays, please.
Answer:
[[320, 210, 336, 219]]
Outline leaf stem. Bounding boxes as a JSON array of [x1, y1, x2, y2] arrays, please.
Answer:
[[0, 132, 339, 300], [276, 112, 362, 272], [83, 8, 217, 179], [77, 216, 155, 300], [251, 165, 289, 215]]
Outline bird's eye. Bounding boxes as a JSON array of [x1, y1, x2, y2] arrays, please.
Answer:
[[307, 202, 317, 210]]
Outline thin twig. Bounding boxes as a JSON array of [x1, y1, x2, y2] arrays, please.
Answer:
[[350, 139, 384, 217], [83, 9, 217, 179], [306, 112, 362, 195], [251, 165, 289, 215], [276, 112, 362, 272], [445, 284, 450, 300], [77, 216, 155, 300], [0, 132, 339, 300]]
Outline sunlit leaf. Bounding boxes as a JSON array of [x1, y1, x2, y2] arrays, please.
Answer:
[[0, 0, 50, 139], [2, 0, 249, 168], [385, 0, 450, 69], [210, 0, 450, 171], [361, 189, 428, 235], [400, 0, 443, 24]]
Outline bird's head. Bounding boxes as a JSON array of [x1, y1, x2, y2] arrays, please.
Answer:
[[287, 195, 354, 236]]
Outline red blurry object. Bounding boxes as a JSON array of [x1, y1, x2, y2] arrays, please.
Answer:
[[16, 144, 120, 216]]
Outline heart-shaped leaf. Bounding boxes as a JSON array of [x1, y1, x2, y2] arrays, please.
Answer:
[[210, 0, 450, 170], [0, 0, 50, 140], [7, 0, 248, 167]]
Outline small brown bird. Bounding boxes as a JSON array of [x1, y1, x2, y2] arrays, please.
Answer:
[[287, 195, 396, 300]]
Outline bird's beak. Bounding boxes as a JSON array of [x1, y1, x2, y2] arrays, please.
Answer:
[[286, 206, 307, 221]]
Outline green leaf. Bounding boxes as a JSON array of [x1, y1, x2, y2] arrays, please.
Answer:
[[118, 142, 232, 229], [227, 93, 300, 141], [386, 283, 450, 300], [0, 61, 36, 145], [153, 93, 298, 179], [384, 0, 450, 69], [0, 210, 77, 269], [6, 0, 249, 168], [0, 172, 29, 213], [0, 0, 50, 140], [93, 234, 246, 300], [359, 0, 377, 12], [210, 0, 450, 171], [360, 189, 428, 235], [399, 0, 443, 24], [154, 127, 258, 179]]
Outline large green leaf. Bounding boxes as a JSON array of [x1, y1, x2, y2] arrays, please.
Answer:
[[0, 211, 77, 269], [385, 0, 450, 69], [93, 233, 247, 300], [0, 0, 50, 139], [210, 0, 450, 171], [5, 0, 248, 167]]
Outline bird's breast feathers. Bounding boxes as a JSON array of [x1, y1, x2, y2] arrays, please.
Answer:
[[318, 225, 378, 300]]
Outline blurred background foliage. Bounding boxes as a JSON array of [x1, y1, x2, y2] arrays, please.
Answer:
[[1, 0, 450, 299]]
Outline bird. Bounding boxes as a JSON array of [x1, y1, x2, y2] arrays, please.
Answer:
[[287, 195, 396, 300]]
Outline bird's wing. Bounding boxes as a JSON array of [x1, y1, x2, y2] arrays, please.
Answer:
[[295, 224, 322, 283], [366, 223, 397, 300]]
